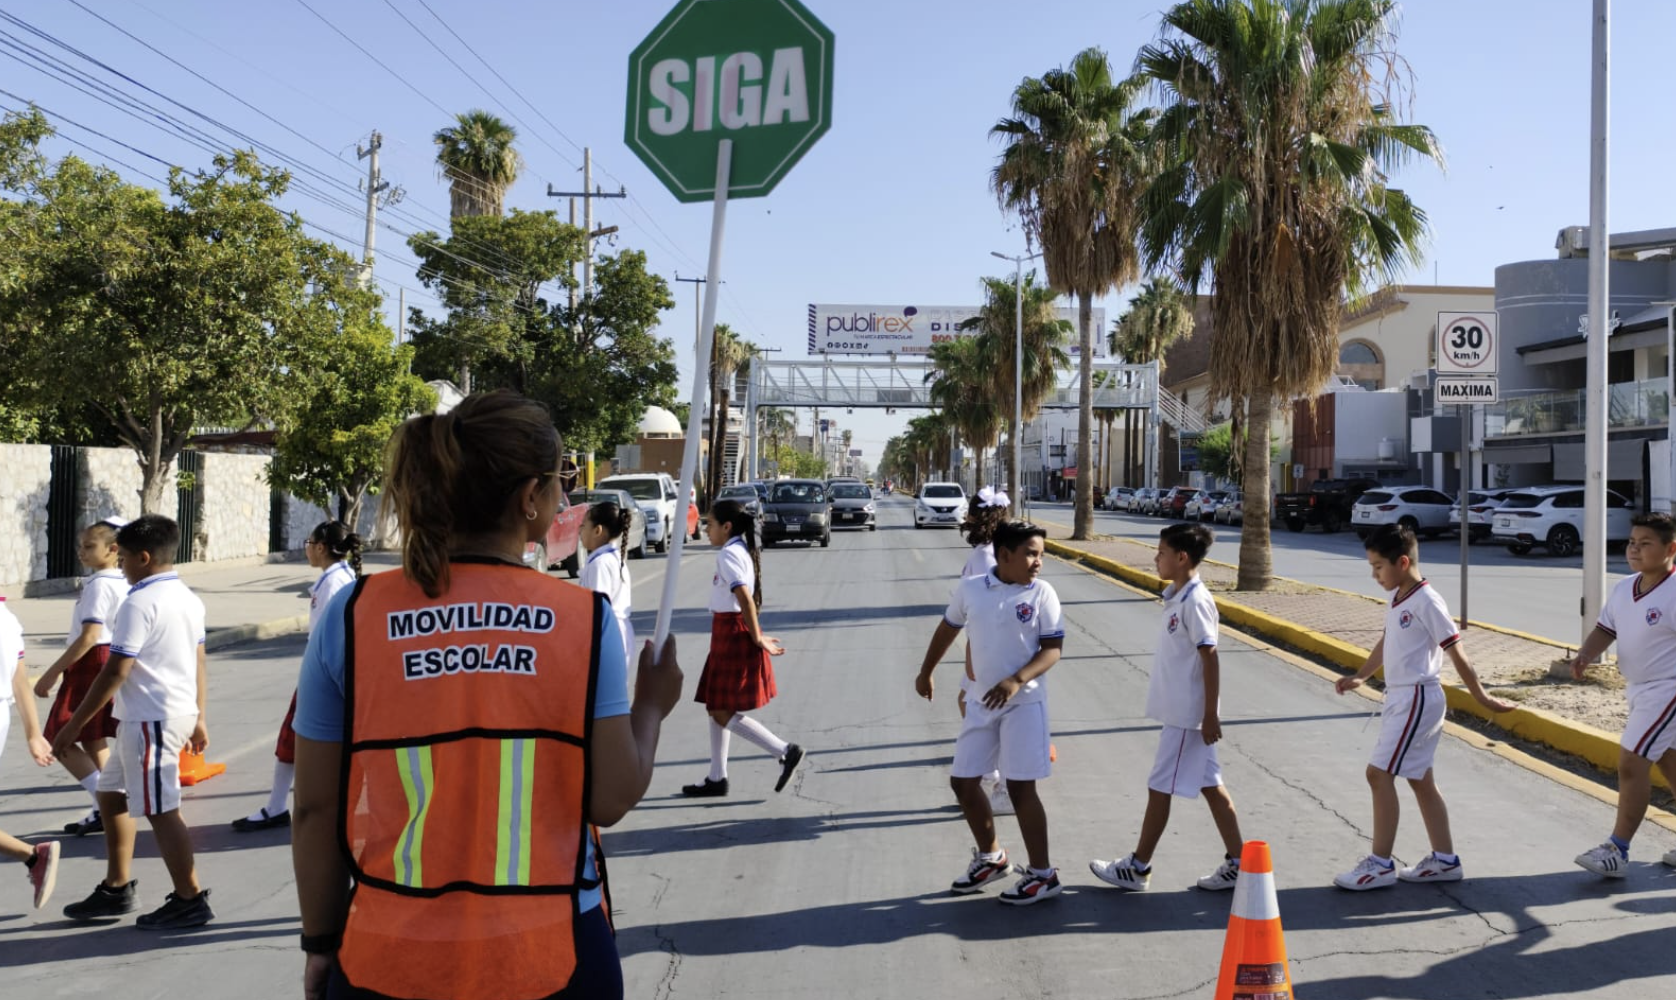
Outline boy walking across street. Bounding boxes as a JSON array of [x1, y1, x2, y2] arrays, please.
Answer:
[[2, 595, 61, 909], [916, 521, 1066, 905], [1334, 525, 1516, 890], [1569, 512, 1676, 878], [1090, 523, 1245, 892], [52, 514, 215, 928]]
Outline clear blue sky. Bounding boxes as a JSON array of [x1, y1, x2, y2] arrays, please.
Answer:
[[7, 0, 1673, 460]]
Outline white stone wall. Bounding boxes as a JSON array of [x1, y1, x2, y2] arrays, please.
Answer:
[[78, 446, 147, 528], [198, 452, 271, 562], [0, 444, 52, 585]]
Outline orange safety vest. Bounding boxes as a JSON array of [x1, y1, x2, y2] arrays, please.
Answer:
[[337, 562, 606, 1000]]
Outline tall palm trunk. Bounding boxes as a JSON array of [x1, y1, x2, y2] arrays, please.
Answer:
[[1237, 392, 1274, 591], [1072, 293, 1095, 540]]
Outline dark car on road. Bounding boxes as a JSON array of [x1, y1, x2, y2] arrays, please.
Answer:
[[829, 482, 877, 531], [715, 482, 764, 517], [761, 479, 831, 547]]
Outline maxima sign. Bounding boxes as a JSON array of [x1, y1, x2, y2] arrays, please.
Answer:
[[808, 303, 1108, 357]]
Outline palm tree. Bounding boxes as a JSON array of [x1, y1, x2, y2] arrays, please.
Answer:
[[757, 406, 794, 474], [927, 336, 1004, 494], [1111, 278, 1195, 487], [706, 323, 757, 495], [434, 110, 523, 219], [993, 47, 1153, 540], [958, 272, 1073, 505], [1138, 0, 1440, 590]]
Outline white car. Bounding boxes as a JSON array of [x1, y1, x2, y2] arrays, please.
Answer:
[[1351, 485, 1457, 538], [1102, 486, 1134, 511], [597, 473, 680, 552], [914, 482, 968, 528], [1490, 485, 1637, 557], [1448, 488, 1518, 543], [1186, 490, 1231, 522]]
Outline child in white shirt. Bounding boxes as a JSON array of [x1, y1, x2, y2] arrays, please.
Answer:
[[578, 500, 636, 665]]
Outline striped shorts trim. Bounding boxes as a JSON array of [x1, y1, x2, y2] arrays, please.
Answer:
[[98, 716, 196, 815], [1623, 682, 1676, 761]]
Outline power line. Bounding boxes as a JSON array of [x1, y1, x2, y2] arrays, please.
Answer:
[[289, 0, 449, 117]]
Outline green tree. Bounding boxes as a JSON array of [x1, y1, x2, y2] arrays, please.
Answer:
[[434, 110, 523, 219], [927, 336, 1003, 494], [0, 110, 358, 512], [756, 406, 795, 465], [707, 323, 757, 496], [1111, 278, 1195, 487], [268, 302, 437, 528], [993, 47, 1153, 540], [1138, 0, 1440, 589], [958, 271, 1073, 502]]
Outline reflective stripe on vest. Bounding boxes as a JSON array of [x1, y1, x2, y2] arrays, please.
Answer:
[[337, 564, 603, 1000]]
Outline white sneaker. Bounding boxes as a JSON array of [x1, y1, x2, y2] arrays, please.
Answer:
[[1196, 856, 1240, 891], [1398, 852, 1463, 883], [1334, 855, 1397, 891], [1089, 854, 1151, 892], [1575, 842, 1628, 878], [988, 785, 1015, 816]]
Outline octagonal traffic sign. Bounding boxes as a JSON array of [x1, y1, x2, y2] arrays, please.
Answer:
[[625, 0, 834, 203]]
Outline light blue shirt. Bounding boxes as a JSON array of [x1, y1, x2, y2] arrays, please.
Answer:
[[294, 575, 630, 912]]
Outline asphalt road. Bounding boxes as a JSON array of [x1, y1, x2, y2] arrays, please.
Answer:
[[1064, 501, 1625, 647], [3, 494, 1673, 999]]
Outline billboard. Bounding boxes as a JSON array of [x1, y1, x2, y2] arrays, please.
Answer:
[[808, 304, 1108, 357]]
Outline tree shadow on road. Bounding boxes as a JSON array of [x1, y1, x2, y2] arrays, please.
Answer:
[[602, 804, 963, 859]]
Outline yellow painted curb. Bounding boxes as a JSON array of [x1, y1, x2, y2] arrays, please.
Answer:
[[1046, 538, 1668, 791]]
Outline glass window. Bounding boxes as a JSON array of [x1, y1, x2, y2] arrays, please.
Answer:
[[832, 485, 870, 499], [1359, 492, 1393, 505], [1500, 493, 1543, 510], [1340, 342, 1379, 365], [600, 479, 662, 501], [1553, 491, 1585, 509], [924, 485, 964, 499]]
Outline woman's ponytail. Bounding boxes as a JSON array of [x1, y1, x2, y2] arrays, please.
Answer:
[[383, 411, 463, 597], [311, 520, 366, 577]]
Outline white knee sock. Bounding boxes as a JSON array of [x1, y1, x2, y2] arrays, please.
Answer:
[[263, 761, 295, 817], [708, 720, 731, 782], [726, 714, 789, 759], [79, 772, 102, 806]]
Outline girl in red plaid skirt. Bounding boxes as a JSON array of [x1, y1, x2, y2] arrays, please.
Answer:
[[682, 500, 806, 797]]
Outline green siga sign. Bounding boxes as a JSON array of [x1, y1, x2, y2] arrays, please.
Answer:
[[625, 0, 835, 203]]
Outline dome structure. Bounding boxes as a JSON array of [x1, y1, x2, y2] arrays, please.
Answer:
[[638, 405, 683, 438]]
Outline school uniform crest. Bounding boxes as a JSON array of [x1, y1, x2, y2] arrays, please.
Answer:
[[1015, 603, 1035, 624], [1647, 607, 1663, 626], [1399, 610, 1415, 629], [1167, 612, 1180, 634]]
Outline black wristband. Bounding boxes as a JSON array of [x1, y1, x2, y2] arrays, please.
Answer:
[[300, 931, 342, 954]]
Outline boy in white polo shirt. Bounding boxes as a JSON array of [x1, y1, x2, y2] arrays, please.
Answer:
[[2, 595, 61, 909], [1090, 523, 1246, 893], [916, 521, 1066, 905], [1568, 512, 1676, 878], [1333, 524, 1515, 890], [53, 514, 214, 929]]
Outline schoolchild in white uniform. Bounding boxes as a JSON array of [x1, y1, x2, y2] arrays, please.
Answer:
[[682, 499, 805, 798], [1568, 512, 1676, 877], [578, 500, 636, 665], [958, 488, 1010, 813], [34, 518, 129, 836], [1333, 525, 1515, 891], [1091, 523, 1246, 893], [2, 595, 61, 909], [916, 521, 1066, 906], [232, 521, 361, 833], [54, 514, 215, 929]]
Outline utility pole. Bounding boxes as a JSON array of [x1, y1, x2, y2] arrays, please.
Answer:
[[547, 147, 626, 303], [357, 131, 389, 287]]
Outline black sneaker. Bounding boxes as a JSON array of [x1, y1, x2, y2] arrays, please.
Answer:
[[681, 777, 728, 798], [64, 880, 138, 921], [775, 744, 806, 793], [231, 808, 291, 833], [64, 811, 103, 836], [136, 889, 214, 930]]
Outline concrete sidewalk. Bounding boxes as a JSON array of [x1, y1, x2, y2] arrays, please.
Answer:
[[2, 552, 400, 658], [1033, 517, 1658, 793]]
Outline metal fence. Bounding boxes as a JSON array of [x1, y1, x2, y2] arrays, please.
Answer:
[[175, 450, 203, 564], [45, 445, 82, 579]]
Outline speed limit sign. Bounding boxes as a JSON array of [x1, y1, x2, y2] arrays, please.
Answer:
[[1436, 311, 1499, 375]]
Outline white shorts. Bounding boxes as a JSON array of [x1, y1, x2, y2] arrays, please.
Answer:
[[1371, 683, 1445, 780], [951, 699, 1052, 782], [0, 704, 9, 765], [1148, 725, 1223, 798], [1622, 681, 1676, 761], [100, 717, 196, 816]]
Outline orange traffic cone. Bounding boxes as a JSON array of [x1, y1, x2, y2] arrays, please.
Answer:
[[178, 747, 226, 786], [1214, 841, 1294, 1000]]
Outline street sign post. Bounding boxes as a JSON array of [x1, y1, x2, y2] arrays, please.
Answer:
[[1435, 310, 1500, 629], [628, 0, 834, 649], [1436, 311, 1500, 375], [1436, 376, 1500, 404]]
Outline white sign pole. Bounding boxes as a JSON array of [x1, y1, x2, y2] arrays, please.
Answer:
[[653, 138, 732, 650]]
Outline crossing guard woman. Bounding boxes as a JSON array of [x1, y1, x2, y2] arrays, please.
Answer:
[[290, 391, 683, 1000]]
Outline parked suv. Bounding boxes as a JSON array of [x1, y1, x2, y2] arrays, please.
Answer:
[[1160, 486, 1200, 519], [597, 473, 681, 552], [1350, 486, 1457, 539], [915, 482, 968, 528], [1449, 488, 1518, 543], [1490, 485, 1637, 557]]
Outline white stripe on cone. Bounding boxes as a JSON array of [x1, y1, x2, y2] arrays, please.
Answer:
[[1230, 870, 1279, 921]]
